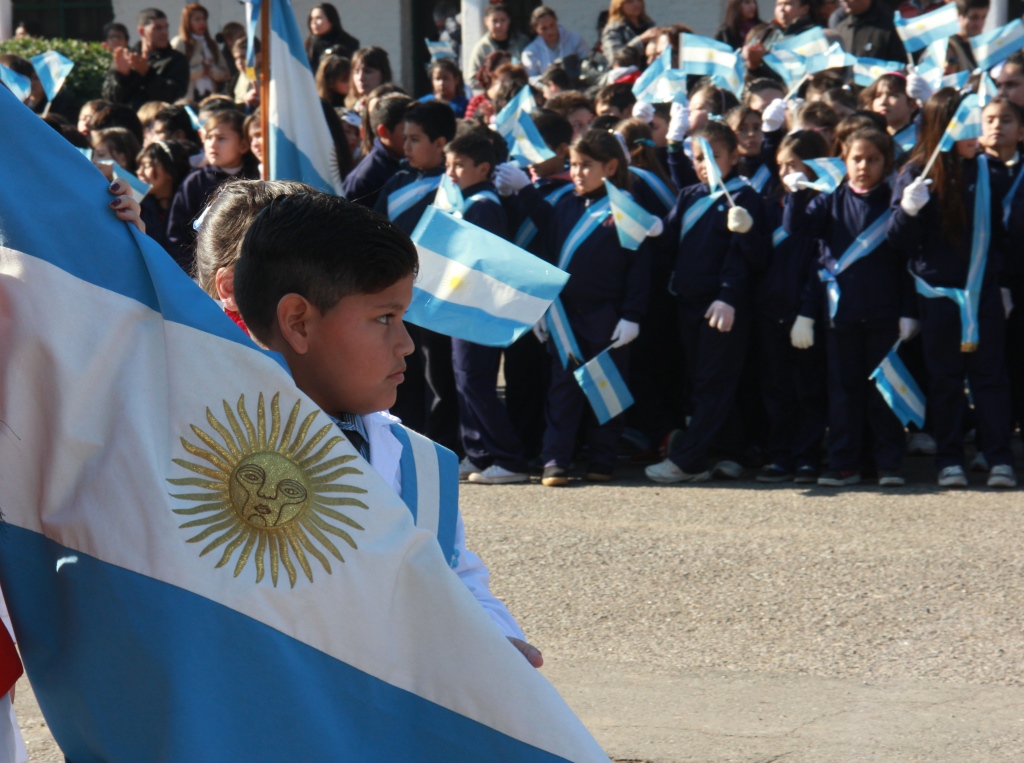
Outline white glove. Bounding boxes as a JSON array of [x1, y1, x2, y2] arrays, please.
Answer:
[[790, 316, 815, 349], [610, 318, 640, 348], [899, 317, 921, 341], [667, 101, 689, 143], [532, 316, 549, 343], [632, 100, 655, 124], [761, 98, 788, 133], [727, 206, 753, 233], [647, 218, 664, 237], [705, 300, 736, 332], [1002, 287, 1014, 319], [900, 177, 932, 217], [494, 162, 531, 195], [783, 171, 809, 193], [906, 67, 933, 103]]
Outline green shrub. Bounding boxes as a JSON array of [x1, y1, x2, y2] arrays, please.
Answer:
[[0, 37, 111, 104]]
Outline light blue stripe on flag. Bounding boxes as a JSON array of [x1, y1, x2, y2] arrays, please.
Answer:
[[268, 0, 342, 192], [629, 166, 676, 210], [680, 33, 744, 95], [408, 206, 569, 346], [547, 297, 583, 368], [803, 157, 847, 193], [433, 172, 464, 215], [870, 342, 926, 428], [939, 94, 982, 151], [805, 43, 857, 74], [854, 57, 905, 86], [109, 162, 151, 203], [772, 226, 789, 248], [772, 26, 830, 56], [895, 3, 959, 53], [426, 38, 458, 60], [979, 71, 998, 106], [893, 123, 917, 154], [184, 104, 204, 131], [573, 348, 634, 424], [30, 50, 74, 102], [763, 49, 806, 88], [507, 110, 556, 167], [0, 63, 31, 102], [494, 83, 536, 135], [388, 173, 442, 219], [970, 18, 1024, 72], [632, 44, 671, 101], [604, 179, 660, 250]]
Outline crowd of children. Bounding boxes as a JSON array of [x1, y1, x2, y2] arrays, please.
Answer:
[[10, 0, 1024, 493]]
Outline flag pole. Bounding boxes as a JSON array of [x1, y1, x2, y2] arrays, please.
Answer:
[[920, 141, 943, 179], [260, 0, 271, 180]]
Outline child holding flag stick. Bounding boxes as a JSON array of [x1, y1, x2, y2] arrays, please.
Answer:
[[888, 90, 1017, 488]]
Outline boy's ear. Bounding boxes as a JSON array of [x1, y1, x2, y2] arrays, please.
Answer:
[[435, 136, 449, 152], [214, 266, 237, 311], [376, 123, 389, 140], [276, 294, 315, 355]]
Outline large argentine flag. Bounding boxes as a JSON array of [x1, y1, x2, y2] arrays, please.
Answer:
[[0, 85, 605, 762], [268, 0, 342, 193], [408, 206, 569, 346]]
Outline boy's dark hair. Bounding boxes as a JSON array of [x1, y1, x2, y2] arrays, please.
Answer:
[[0, 54, 34, 80], [456, 119, 508, 163], [744, 77, 785, 103], [538, 64, 571, 91], [694, 120, 739, 153], [590, 114, 619, 131], [404, 99, 457, 142], [445, 130, 498, 170], [103, 21, 129, 42], [822, 86, 857, 112], [797, 100, 839, 130], [485, 2, 510, 19], [154, 104, 200, 143], [955, 0, 989, 13], [371, 94, 413, 134], [138, 7, 167, 27], [545, 91, 594, 118], [595, 82, 636, 114], [235, 194, 419, 344], [90, 103, 144, 143], [532, 108, 573, 151]]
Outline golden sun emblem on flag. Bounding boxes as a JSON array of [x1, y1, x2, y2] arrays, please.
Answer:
[[168, 393, 367, 588]]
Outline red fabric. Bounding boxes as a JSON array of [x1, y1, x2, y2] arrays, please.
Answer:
[[614, 70, 641, 86], [465, 93, 493, 120], [224, 308, 250, 337], [0, 624, 21, 696]]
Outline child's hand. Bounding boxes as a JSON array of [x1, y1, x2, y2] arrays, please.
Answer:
[[508, 637, 544, 668], [494, 162, 531, 195], [610, 318, 640, 348], [761, 98, 787, 133], [790, 316, 814, 348], [898, 317, 920, 341], [632, 100, 655, 124], [705, 300, 735, 332], [113, 46, 133, 76], [726, 206, 753, 233], [783, 171, 808, 193], [900, 177, 932, 217], [667, 102, 689, 142], [906, 67, 933, 104], [109, 180, 146, 235], [1001, 287, 1014, 319]]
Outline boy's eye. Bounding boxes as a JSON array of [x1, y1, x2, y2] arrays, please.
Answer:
[[376, 314, 393, 325]]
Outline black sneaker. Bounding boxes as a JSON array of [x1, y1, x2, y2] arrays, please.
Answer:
[[585, 463, 614, 482], [817, 469, 861, 487], [541, 465, 569, 487], [756, 464, 793, 483], [794, 465, 819, 484]]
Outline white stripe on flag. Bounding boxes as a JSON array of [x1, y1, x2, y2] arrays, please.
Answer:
[[879, 358, 925, 421], [414, 244, 553, 324], [612, 207, 648, 243], [405, 429, 441, 536], [591, 357, 625, 418]]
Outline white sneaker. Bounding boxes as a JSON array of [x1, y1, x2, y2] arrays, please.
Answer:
[[459, 457, 479, 480], [938, 465, 968, 488], [467, 464, 529, 484], [645, 459, 710, 484], [712, 460, 743, 480], [987, 464, 1018, 488], [969, 452, 989, 472], [907, 432, 937, 456]]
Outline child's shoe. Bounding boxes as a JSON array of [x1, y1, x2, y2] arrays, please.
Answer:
[[468, 465, 529, 484], [794, 465, 819, 484], [645, 459, 710, 484], [969, 452, 989, 472], [585, 464, 614, 482], [987, 464, 1017, 488], [756, 464, 792, 483], [459, 457, 480, 481], [541, 466, 569, 487], [817, 469, 861, 487], [937, 465, 968, 487], [907, 432, 937, 456], [878, 470, 905, 487], [712, 460, 743, 480]]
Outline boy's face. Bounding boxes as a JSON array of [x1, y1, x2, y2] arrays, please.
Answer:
[[997, 64, 1024, 108], [446, 152, 490, 189], [958, 7, 987, 38], [283, 274, 416, 416], [403, 121, 446, 170]]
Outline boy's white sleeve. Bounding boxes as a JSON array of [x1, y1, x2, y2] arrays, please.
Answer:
[[452, 512, 525, 640]]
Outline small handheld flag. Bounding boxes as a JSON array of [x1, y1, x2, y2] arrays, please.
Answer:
[[573, 348, 634, 424], [30, 50, 74, 103], [433, 173, 464, 215], [426, 38, 458, 61], [0, 63, 32, 103], [804, 43, 857, 75], [408, 206, 569, 346], [632, 44, 672, 101], [771, 26, 830, 57], [939, 93, 982, 151], [506, 110, 556, 167], [854, 57, 906, 87], [494, 84, 536, 135], [802, 158, 848, 193], [764, 49, 808, 89], [978, 71, 998, 105], [649, 69, 689, 104], [870, 342, 926, 428], [604, 179, 661, 250], [680, 33, 744, 96], [694, 136, 737, 208], [184, 104, 204, 131], [970, 19, 1024, 73], [895, 3, 960, 54]]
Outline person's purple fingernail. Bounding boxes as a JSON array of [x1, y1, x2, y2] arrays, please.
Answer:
[[110, 198, 121, 208], [109, 181, 121, 192]]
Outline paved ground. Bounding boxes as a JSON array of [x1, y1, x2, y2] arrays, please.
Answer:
[[13, 455, 1024, 761]]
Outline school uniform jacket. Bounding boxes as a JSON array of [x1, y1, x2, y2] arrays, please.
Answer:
[[756, 197, 824, 323], [373, 165, 446, 234], [786, 181, 912, 324], [167, 164, 258, 270], [460, 181, 508, 239], [342, 138, 403, 209]]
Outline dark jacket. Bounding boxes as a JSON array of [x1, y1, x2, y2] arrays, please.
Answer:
[[140, 195, 174, 267], [343, 138, 403, 208], [102, 43, 189, 110], [373, 164, 446, 234], [756, 196, 825, 322], [306, 29, 360, 72], [833, 0, 907, 61], [601, 17, 655, 62], [460, 181, 508, 240]]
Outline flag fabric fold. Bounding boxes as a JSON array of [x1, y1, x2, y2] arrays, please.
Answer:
[[870, 342, 926, 428], [771, 26, 830, 57], [433, 173, 465, 215], [573, 349, 634, 425], [268, 0, 342, 193], [604, 179, 660, 250], [970, 19, 1024, 72], [853, 57, 905, 86], [895, 3, 960, 53], [0, 83, 605, 763], [680, 33, 744, 95], [426, 39, 458, 61], [805, 43, 857, 75], [507, 109, 556, 167], [802, 157, 848, 193], [408, 206, 569, 346], [30, 50, 74, 102], [631, 44, 671, 101], [939, 93, 982, 151], [0, 63, 31, 102]]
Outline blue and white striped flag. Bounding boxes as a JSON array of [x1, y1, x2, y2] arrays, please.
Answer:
[[695, 136, 725, 193], [494, 83, 537, 136], [680, 33, 744, 95], [573, 348, 634, 424], [919, 37, 948, 68], [970, 19, 1024, 72], [805, 43, 857, 75], [268, 0, 343, 193], [30, 50, 74, 102], [0, 63, 31, 103], [0, 83, 604, 762], [802, 157, 847, 193], [895, 3, 960, 53], [772, 26, 830, 57], [854, 57, 906, 86], [506, 109, 556, 167], [763, 49, 808, 89], [426, 38, 458, 61], [939, 93, 982, 151], [870, 342, 926, 428], [978, 71, 998, 105], [184, 103, 204, 131], [632, 44, 672, 101], [433, 172, 464, 215], [649, 69, 689, 104], [100, 162, 151, 203], [244, 0, 261, 68], [547, 298, 583, 367], [408, 206, 569, 346], [604, 179, 661, 250]]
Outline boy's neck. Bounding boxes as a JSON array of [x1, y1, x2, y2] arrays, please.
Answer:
[[411, 160, 445, 174], [986, 144, 1018, 163]]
